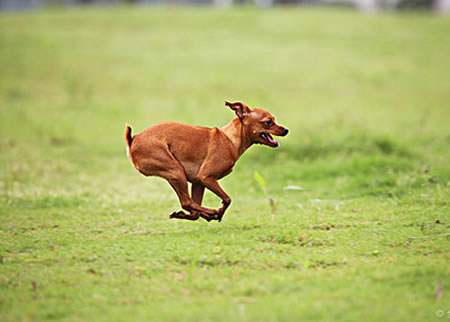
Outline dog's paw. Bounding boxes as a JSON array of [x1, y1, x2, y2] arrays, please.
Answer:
[[169, 211, 185, 219], [199, 213, 216, 222], [208, 212, 223, 222]]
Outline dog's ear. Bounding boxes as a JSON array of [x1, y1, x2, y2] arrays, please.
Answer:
[[225, 101, 251, 119]]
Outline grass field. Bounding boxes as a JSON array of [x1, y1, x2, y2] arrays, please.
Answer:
[[1, 6, 450, 321]]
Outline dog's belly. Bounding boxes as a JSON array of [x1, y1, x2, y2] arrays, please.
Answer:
[[180, 161, 202, 182]]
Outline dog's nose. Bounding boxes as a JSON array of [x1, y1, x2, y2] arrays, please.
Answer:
[[283, 128, 289, 136]]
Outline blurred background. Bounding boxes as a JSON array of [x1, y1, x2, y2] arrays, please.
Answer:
[[1, 0, 449, 13], [1, 4, 449, 200]]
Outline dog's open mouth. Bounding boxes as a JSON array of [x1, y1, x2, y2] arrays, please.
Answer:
[[261, 133, 279, 148]]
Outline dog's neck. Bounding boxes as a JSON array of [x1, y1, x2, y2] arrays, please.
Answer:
[[221, 118, 253, 159]]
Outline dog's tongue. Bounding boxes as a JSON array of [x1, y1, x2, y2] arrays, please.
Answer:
[[267, 134, 279, 146]]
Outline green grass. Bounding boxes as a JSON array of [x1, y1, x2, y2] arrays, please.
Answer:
[[1, 6, 450, 321]]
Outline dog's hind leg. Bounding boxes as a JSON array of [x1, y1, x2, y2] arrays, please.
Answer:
[[164, 171, 219, 217], [137, 144, 218, 219], [165, 172, 201, 221], [190, 183, 216, 222], [194, 176, 231, 222], [169, 210, 199, 220], [159, 162, 219, 220], [170, 183, 207, 221]]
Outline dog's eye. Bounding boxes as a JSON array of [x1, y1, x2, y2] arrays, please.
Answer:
[[265, 120, 273, 126]]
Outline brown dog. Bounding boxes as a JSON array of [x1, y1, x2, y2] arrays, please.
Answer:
[[125, 101, 288, 222]]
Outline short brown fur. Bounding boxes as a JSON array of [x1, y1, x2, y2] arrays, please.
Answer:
[[125, 101, 288, 222]]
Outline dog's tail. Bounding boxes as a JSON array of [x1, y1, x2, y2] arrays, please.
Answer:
[[125, 124, 133, 160]]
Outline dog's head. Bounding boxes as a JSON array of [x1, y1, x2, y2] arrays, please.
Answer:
[[225, 101, 288, 148]]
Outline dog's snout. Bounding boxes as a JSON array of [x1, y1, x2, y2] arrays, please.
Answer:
[[283, 128, 289, 136]]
